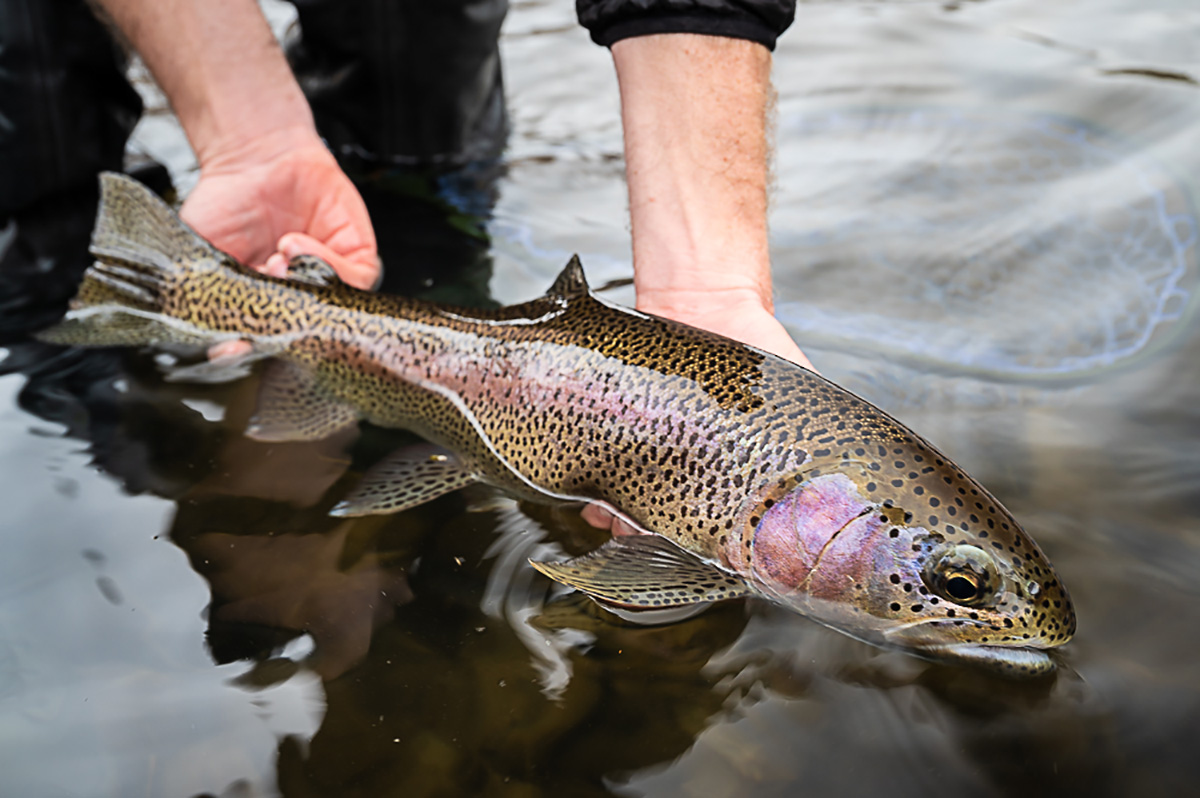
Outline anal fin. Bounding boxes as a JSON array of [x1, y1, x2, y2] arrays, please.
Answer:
[[246, 360, 358, 441], [330, 444, 477, 517], [530, 536, 750, 610]]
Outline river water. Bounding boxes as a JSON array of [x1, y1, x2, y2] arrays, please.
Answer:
[[1, 1, 1198, 796]]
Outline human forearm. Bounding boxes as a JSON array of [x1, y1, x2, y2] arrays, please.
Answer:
[[91, 0, 379, 289], [612, 33, 812, 368], [92, 0, 319, 166], [614, 33, 772, 308]]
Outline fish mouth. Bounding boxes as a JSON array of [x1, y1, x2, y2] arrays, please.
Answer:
[[903, 640, 1056, 678], [881, 622, 1058, 678]]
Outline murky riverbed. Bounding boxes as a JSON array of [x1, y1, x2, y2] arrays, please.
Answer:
[[2, 1, 1199, 796]]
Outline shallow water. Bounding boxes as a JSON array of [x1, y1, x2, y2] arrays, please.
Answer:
[[2, 1, 1200, 796]]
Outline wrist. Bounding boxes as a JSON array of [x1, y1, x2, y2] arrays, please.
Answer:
[[195, 122, 328, 176], [637, 283, 772, 322], [631, 238, 774, 313], [184, 61, 320, 171]]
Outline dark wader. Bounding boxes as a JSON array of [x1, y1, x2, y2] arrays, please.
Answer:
[[0, 1, 511, 676], [288, 0, 508, 170], [0, 0, 509, 329]]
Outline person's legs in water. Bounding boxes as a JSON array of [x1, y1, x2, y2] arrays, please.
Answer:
[[0, 0, 143, 214], [0, 0, 162, 333], [286, 0, 507, 169], [0, 0, 511, 322], [284, 0, 509, 303]]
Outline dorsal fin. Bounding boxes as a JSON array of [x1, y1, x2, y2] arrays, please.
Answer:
[[544, 255, 590, 301]]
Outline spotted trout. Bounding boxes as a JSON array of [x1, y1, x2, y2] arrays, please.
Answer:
[[40, 173, 1075, 676]]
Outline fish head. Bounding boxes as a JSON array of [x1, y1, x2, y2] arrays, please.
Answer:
[[736, 465, 1075, 677]]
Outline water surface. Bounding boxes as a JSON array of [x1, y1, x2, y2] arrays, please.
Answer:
[[2, 1, 1199, 796]]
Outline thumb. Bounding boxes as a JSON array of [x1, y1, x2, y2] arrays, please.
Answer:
[[278, 233, 382, 291]]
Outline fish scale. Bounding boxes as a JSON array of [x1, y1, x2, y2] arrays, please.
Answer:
[[38, 173, 1075, 676]]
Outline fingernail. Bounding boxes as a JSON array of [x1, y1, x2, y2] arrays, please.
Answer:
[[278, 234, 303, 259], [367, 261, 385, 291], [264, 253, 288, 277], [208, 340, 252, 361]]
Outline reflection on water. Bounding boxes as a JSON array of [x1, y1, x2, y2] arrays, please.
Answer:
[[2, 0, 1200, 796], [772, 108, 1198, 377]]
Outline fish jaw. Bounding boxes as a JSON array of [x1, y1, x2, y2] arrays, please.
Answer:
[[879, 619, 1057, 676], [739, 470, 1072, 675]]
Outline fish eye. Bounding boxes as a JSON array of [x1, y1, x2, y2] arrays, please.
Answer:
[[924, 544, 999, 607], [945, 575, 980, 601]]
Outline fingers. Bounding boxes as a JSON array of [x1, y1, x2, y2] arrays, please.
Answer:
[[277, 233, 382, 291], [262, 252, 289, 278], [580, 503, 614, 530], [256, 236, 381, 291], [580, 503, 645, 537], [207, 339, 253, 361]]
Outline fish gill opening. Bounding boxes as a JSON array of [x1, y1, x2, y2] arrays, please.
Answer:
[[798, 503, 877, 593]]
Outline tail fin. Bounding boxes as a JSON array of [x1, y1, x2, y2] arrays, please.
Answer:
[[36, 172, 230, 348]]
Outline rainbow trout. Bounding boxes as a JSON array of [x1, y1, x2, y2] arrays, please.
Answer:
[[40, 174, 1075, 676]]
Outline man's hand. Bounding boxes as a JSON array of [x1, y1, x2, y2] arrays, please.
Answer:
[[182, 133, 380, 290], [95, 0, 380, 289]]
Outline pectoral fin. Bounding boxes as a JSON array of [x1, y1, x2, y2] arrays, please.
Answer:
[[165, 347, 263, 383], [246, 360, 358, 441], [330, 444, 477, 517], [530, 536, 750, 610]]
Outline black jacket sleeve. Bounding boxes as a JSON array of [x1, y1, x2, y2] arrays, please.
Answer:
[[577, 0, 796, 51]]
